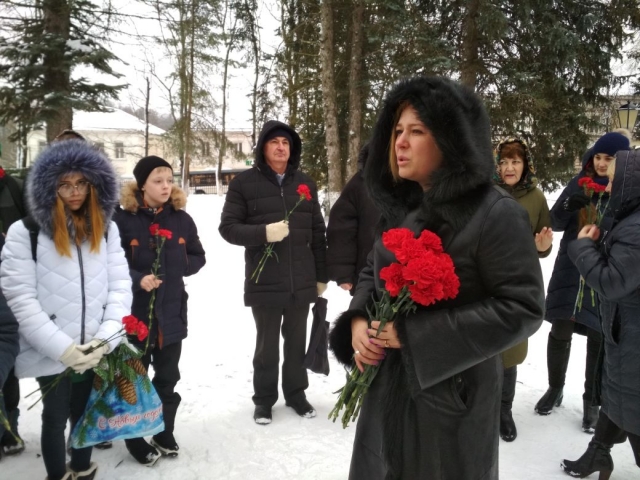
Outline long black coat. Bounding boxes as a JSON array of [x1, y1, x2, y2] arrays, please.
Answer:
[[545, 154, 611, 334], [568, 150, 640, 436], [326, 170, 380, 293], [219, 120, 327, 307], [329, 77, 544, 480], [0, 290, 18, 387], [114, 183, 206, 349]]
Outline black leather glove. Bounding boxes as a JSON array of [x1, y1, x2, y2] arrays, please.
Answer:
[[563, 192, 591, 212]]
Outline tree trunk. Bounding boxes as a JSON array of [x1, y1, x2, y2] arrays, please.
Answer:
[[43, 0, 72, 142], [218, 4, 238, 196], [144, 76, 150, 157], [282, 0, 298, 128], [181, 0, 196, 194], [319, 0, 342, 207], [245, 0, 259, 149], [346, 0, 365, 180], [460, 0, 480, 89]]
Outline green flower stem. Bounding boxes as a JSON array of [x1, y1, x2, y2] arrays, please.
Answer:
[[251, 194, 306, 283], [145, 236, 166, 354], [329, 287, 414, 428]]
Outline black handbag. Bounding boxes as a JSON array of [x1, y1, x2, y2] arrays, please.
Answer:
[[303, 297, 330, 375]]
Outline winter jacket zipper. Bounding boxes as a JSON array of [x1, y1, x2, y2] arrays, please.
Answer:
[[281, 186, 295, 295], [76, 244, 87, 344]]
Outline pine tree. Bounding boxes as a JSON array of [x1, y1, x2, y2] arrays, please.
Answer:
[[0, 0, 125, 143]]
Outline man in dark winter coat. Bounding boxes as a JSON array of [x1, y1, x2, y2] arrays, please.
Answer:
[[0, 290, 19, 461], [326, 144, 381, 295], [0, 167, 26, 457], [219, 120, 328, 425]]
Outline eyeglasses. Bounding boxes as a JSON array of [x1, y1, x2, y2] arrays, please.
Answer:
[[57, 180, 91, 197]]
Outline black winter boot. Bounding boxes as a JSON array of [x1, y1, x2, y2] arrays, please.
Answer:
[[125, 438, 160, 466], [535, 333, 571, 415], [561, 439, 613, 479], [582, 400, 600, 434], [500, 366, 517, 442], [582, 330, 601, 433]]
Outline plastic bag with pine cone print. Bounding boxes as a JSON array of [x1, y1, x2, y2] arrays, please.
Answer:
[[69, 339, 165, 448]]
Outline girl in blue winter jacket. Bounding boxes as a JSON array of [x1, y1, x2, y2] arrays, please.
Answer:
[[0, 139, 132, 480]]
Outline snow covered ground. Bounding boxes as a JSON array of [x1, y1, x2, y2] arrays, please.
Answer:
[[2, 193, 638, 480]]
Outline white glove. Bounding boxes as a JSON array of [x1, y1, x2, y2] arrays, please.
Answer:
[[266, 221, 290, 243], [317, 282, 328, 296], [59, 343, 85, 371], [60, 340, 108, 374], [75, 339, 109, 372]]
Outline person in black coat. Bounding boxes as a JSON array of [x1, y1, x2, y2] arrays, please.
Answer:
[[113, 156, 206, 465], [0, 289, 18, 462], [561, 150, 640, 479], [0, 167, 26, 457], [326, 143, 380, 294], [219, 120, 328, 425], [328, 76, 544, 480], [536, 132, 630, 432]]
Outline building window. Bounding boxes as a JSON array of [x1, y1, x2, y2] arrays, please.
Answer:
[[94, 142, 105, 153], [200, 140, 210, 157], [235, 142, 243, 154], [114, 142, 124, 159]]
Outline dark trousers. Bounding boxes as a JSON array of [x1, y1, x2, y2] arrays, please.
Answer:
[[1, 368, 20, 441], [36, 374, 93, 480], [2, 368, 19, 412], [127, 340, 182, 444], [550, 319, 601, 400], [501, 365, 517, 411], [251, 305, 309, 407], [594, 411, 640, 467]]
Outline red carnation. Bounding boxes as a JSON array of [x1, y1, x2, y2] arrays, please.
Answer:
[[382, 228, 415, 257], [149, 224, 160, 236], [418, 230, 444, 253], [578, 177, 591, 188], [136, 322, 149, 341], [0, 168, 6, 179], [122, 315, 140, 335], [394, 237, 424, 264], [380, 263, 408, 297], [297, 184, 312, 201], [158, 229, 173, 240], [590, 182, 606, 194]]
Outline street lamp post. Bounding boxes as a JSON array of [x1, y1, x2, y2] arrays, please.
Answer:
[[617, 102, 639, 134]]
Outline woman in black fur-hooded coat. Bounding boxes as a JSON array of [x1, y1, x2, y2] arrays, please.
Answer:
[[328, 77, 545, 480]]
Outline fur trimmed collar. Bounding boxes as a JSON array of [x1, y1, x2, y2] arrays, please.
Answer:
[[120, 182, 187, 213]]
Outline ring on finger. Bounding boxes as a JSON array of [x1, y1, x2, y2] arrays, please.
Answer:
[[354, 350, 360, 355], [384, 340, 389, 348]]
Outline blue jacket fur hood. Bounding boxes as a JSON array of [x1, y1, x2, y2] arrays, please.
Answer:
[[27, 139, 119, 235]]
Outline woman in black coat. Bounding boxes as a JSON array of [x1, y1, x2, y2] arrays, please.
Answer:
[[326, 144, 380, 294], [562, 150, 640, 479], [537, 132, 629, 432], [328, 76, 545, 480]]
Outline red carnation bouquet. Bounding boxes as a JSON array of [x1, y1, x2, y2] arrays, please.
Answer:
[[574, 177, 608, 314], [329, 227, 460, 428], [251, 184, 312, 283]]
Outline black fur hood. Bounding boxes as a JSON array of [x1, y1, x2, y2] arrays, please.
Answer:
[[27, 139, 119, 236], [364, 76, 495, 233]]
